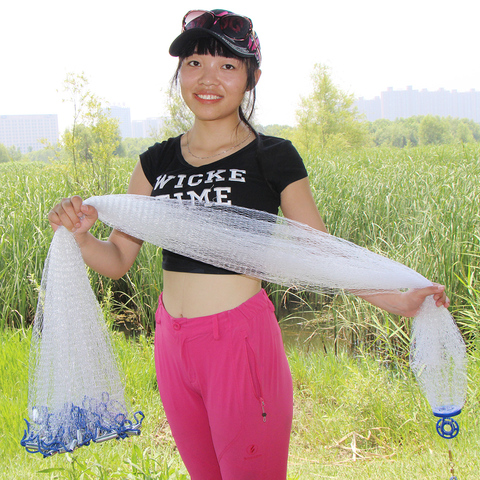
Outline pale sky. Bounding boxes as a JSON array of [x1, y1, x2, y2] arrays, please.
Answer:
[[1, 0, 479, 132]]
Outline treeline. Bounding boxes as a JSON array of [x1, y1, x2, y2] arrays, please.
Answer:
[[260, 115, 480, 150], [4, 113, 480, 166], [3, 66, 480, 165], [0, 144, 22, 163], [368, 115, 480, 147]]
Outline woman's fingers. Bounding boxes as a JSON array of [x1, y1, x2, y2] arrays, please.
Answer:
[[48, 196, 91, 232], [416, 284, 450, 309]]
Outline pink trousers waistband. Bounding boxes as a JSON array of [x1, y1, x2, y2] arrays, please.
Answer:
[[155, 288, 274, 340]]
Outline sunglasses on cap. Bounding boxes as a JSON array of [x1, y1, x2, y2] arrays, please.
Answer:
[[182, 10, 253, 42]]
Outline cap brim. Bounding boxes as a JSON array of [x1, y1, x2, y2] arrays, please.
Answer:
[[169, 28, 255, 59]]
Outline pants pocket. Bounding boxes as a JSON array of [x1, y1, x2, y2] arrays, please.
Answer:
[[245, 337, 267, 422]]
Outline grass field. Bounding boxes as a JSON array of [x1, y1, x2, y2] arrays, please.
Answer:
[[1, 145, 479, 335], [1, 143, 479, 478], [1, 328, 479, 479]]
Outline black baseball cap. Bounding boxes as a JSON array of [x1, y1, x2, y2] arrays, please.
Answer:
[[169, 9, 261, 65]]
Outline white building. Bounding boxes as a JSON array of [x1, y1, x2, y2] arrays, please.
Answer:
[[355, 87, 480, 122], [108, 106, 132, 138], [132, 117, 165, 138], [0, 114, 59, 153]]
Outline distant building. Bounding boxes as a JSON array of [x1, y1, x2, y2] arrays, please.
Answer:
[[108, 106, 132, 138], [107, 106, 165, 139], [131, 117, 165, 138], [355, 87, 480, 123], [0, 114, 58, 153]]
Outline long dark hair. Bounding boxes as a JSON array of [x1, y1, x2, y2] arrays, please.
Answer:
[[171, 36, 259, 130]]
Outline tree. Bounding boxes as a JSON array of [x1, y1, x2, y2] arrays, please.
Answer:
[[60, 72, 120, 192], [0, 143, 10, 163], [0, 144, 23, 162], [369, 118, 420, 148], [61, 72, 92, 179], [88, 102, 120, 192], [158, 90, 194, 140], [419, 115, 449, 145], [293, 64, 370, 153], [456, 122, 475, 143]]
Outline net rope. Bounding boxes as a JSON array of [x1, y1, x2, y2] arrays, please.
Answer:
[[22, 194, 467, 455]]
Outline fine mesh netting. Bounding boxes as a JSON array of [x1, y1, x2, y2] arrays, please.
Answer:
[[410, 296, 467, 416], [22, 194, 467, 455], [21, 226, 144, 457]]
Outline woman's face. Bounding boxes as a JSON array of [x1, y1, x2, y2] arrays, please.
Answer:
[[179, 53, 249, 123]]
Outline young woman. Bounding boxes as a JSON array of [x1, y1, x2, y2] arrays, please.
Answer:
[[48, 9, 449, 480]]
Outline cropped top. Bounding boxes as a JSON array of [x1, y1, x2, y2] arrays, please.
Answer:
[[139, 133, 308, 274]]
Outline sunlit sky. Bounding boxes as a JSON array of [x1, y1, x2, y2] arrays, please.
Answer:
[[1, 0, 479, 132]]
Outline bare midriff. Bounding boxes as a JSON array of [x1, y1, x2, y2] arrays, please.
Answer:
[[162, 270, 262, 318]]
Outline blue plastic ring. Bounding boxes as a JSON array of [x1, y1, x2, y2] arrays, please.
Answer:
[[436, 417, 460, 439]]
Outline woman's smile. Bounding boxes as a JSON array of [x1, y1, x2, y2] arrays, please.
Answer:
[[179, 53, 248, 122], [195, 93, 223, 103]]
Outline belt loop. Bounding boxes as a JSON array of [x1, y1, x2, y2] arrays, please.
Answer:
[[213, 315, 220, 340]]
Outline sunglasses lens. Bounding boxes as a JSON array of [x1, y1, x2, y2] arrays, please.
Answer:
[[184, 11, 213, 30], [219, 16, 251, 39], [182, 11, 253, 42]]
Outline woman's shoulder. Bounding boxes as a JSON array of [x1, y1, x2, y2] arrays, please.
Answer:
[[257, 133, 300, 159], [140, 135, 181, 160], [139, 135, 182, 186], [258, 132, 293, 146]]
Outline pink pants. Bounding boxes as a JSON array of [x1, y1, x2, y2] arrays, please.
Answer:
[[154, 289, 293, 480]]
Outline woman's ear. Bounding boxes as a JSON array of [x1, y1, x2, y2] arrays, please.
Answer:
[[254, 69, 262, 87], [247, 69, 262, 91]]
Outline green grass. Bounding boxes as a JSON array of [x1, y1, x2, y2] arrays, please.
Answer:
[[1, 328, 479, 479], [2, 144, 480, 340], [1, 144, 480, 477], [0, 328, 186, 479], [0, 158, 163, 333]]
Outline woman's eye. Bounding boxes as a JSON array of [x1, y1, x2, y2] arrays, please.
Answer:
[[223, 64, 235, 70], [188, 60, 200, 67]]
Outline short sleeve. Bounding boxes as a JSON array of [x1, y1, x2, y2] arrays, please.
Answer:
[[139, 141, 167, 187], [259, 135, 308, 193]]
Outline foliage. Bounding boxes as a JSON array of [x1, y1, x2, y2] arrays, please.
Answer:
[[419, 114, 451, 145], [60, 73, 93, 177], [258, 124, 295, 139], [370, 115, 480, 147], [157, 90, 193, 140], [25, 143, 62, 163], [0, 143, 10, 163], [292, 64, 371, 154], [2, 328, 479, 479], [121, 138, 157, 159], [0, 143, 23, 163], [58, 72, 121, 192], [2, 145, 479, 351]]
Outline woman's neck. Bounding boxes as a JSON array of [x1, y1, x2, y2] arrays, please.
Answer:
[[181, 119, 254, 166]]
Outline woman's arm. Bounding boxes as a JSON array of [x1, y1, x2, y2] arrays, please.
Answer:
[[48, 160, 152, 279], [280, 177, 327, 233], [280, 178, 449, 317]]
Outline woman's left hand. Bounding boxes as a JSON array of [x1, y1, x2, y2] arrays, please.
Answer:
[[398, 284, 450, 317], [361, 283, 450, 318]]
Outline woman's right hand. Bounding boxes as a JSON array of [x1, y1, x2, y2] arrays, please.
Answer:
[[48, 195, 98, 235]]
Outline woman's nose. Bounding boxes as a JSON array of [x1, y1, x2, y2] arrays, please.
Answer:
[[199, 66, 219, 85]]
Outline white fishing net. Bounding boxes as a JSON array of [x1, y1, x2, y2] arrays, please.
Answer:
[[410, 296, 467, 416], [22, 194, 467, 454], [21, 226, 144, 457]]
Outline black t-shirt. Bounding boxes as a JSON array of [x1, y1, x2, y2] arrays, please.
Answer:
[[140, 133, 308, 274]]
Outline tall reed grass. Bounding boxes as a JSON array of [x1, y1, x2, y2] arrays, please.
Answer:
[[1, 144, 479, 351], [299, 143, 480, 357], [0, 158, 162, 332]]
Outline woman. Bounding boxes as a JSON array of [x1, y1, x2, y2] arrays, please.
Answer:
[[48, 9, 449, 480]]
